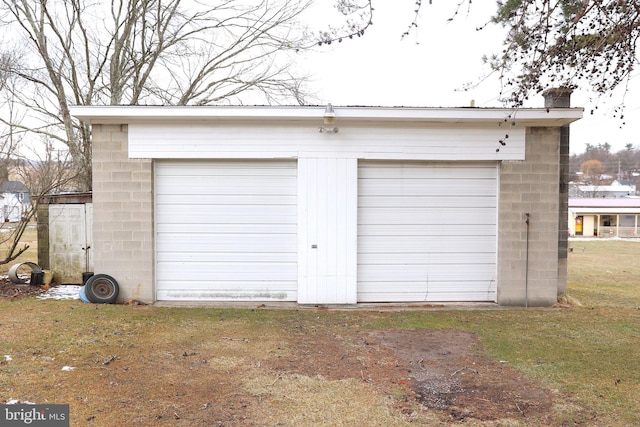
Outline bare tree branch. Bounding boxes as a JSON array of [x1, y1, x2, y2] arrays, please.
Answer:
[[0, 0, 316, 190]]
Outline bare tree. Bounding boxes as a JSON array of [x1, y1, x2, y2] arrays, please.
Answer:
[[0, 0, 314, 191], [0, 139, 76, 266], [319, 1, 640, 108], [0, 111, 19, 184], [0, 45, 79, 265], [0, 50, 21, 184], [0, 96, 31, 264], [0, 51, 9, 91]]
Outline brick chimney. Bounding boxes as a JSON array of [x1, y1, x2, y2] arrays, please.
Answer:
[[543, 87, 572, 296], [543, 87, 573, 109]]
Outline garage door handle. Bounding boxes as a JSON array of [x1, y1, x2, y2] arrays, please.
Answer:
[[311, 244, 317, 249]]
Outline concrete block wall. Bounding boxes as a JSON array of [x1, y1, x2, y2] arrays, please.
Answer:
[[497, 127, 561, 306], [556, 125, 570, 295], [543, 88, 572, 297], [36, 202, 50, 270], [92, 124, 154, 302]]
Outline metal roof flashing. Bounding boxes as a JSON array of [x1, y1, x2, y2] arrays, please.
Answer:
[[69, 105, 583, 127]]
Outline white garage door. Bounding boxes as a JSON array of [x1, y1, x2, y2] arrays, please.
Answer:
[[358, 161, 497, 302], [155, 160, 297, 301]]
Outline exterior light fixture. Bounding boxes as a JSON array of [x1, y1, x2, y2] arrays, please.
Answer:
[[323, 103, 335, 124], [319, 103, 339, 133]]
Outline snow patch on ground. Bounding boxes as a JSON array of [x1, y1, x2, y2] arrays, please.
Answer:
[[5, 399, 36, 405], [36, 285, 81, 300]]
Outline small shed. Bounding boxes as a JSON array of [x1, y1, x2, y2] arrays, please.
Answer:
[[37, 193, 93, 284], [70, 92, 582, 306]]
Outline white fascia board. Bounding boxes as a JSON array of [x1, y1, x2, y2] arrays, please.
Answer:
[[69, 105, 583, 127]]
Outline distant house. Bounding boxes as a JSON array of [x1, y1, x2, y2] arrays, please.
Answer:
[[0, 181, 31, 222], [570, 180, 637, 198], [569, 198, 640, 237]]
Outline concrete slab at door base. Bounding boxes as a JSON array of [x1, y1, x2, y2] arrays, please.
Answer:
[[151, 301, 507, 311]]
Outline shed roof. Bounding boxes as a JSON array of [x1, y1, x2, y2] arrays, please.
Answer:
[[569, 198, 640, 208], [0, 180, 28, 193]]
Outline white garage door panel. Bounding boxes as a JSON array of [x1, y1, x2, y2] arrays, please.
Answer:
[[361, 282, 495, 293], [156, 233, 296, 252], [360, 252, 496, 265], [358, 161, 497, 302], [360, 182, 496, 197], [156, 252, 293, 263], [156, 281, 295, 300], [358, 236, 496, 252], [156, 195, 296, 205], [156, 160, 297, 301], [157, 178, 296, 195], [359, 284, 495, 302], [356, 224, 494, 236], [157, 163, 291, 176], [156, 223, 296, 234], [157, 261, 296, 280], [359, 196, 495, 208], [359, 264, 497, 281], [157, 210, 295, 224], [359, 208, 496, 225]]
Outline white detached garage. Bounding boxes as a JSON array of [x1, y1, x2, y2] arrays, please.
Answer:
[[71, 98, 582, 306]]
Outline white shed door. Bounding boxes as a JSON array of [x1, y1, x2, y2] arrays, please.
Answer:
[[155, 160, 297, 301], [358, 161, 497, 302], [49, 203, 93, 284]]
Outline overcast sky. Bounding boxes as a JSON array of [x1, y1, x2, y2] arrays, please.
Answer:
[[299, 1, 640, 154]]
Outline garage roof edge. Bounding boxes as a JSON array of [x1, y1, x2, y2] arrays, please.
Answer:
[[69, 105, 583, 127]]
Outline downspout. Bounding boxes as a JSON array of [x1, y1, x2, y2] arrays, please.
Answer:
[[525, 213, 530, 308]]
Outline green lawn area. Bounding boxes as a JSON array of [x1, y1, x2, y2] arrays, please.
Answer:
[[0, 238, 638, 426]]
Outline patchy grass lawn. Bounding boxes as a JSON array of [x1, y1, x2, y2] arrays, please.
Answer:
[[0, 221, 38, 275], [0, 239, 639, 426]]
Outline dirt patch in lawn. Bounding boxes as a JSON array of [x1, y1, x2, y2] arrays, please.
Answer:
[[263, 327, 566, 424], [374, 330, 556, 422]]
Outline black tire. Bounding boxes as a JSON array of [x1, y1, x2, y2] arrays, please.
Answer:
[[84, 274, 119, 304]]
